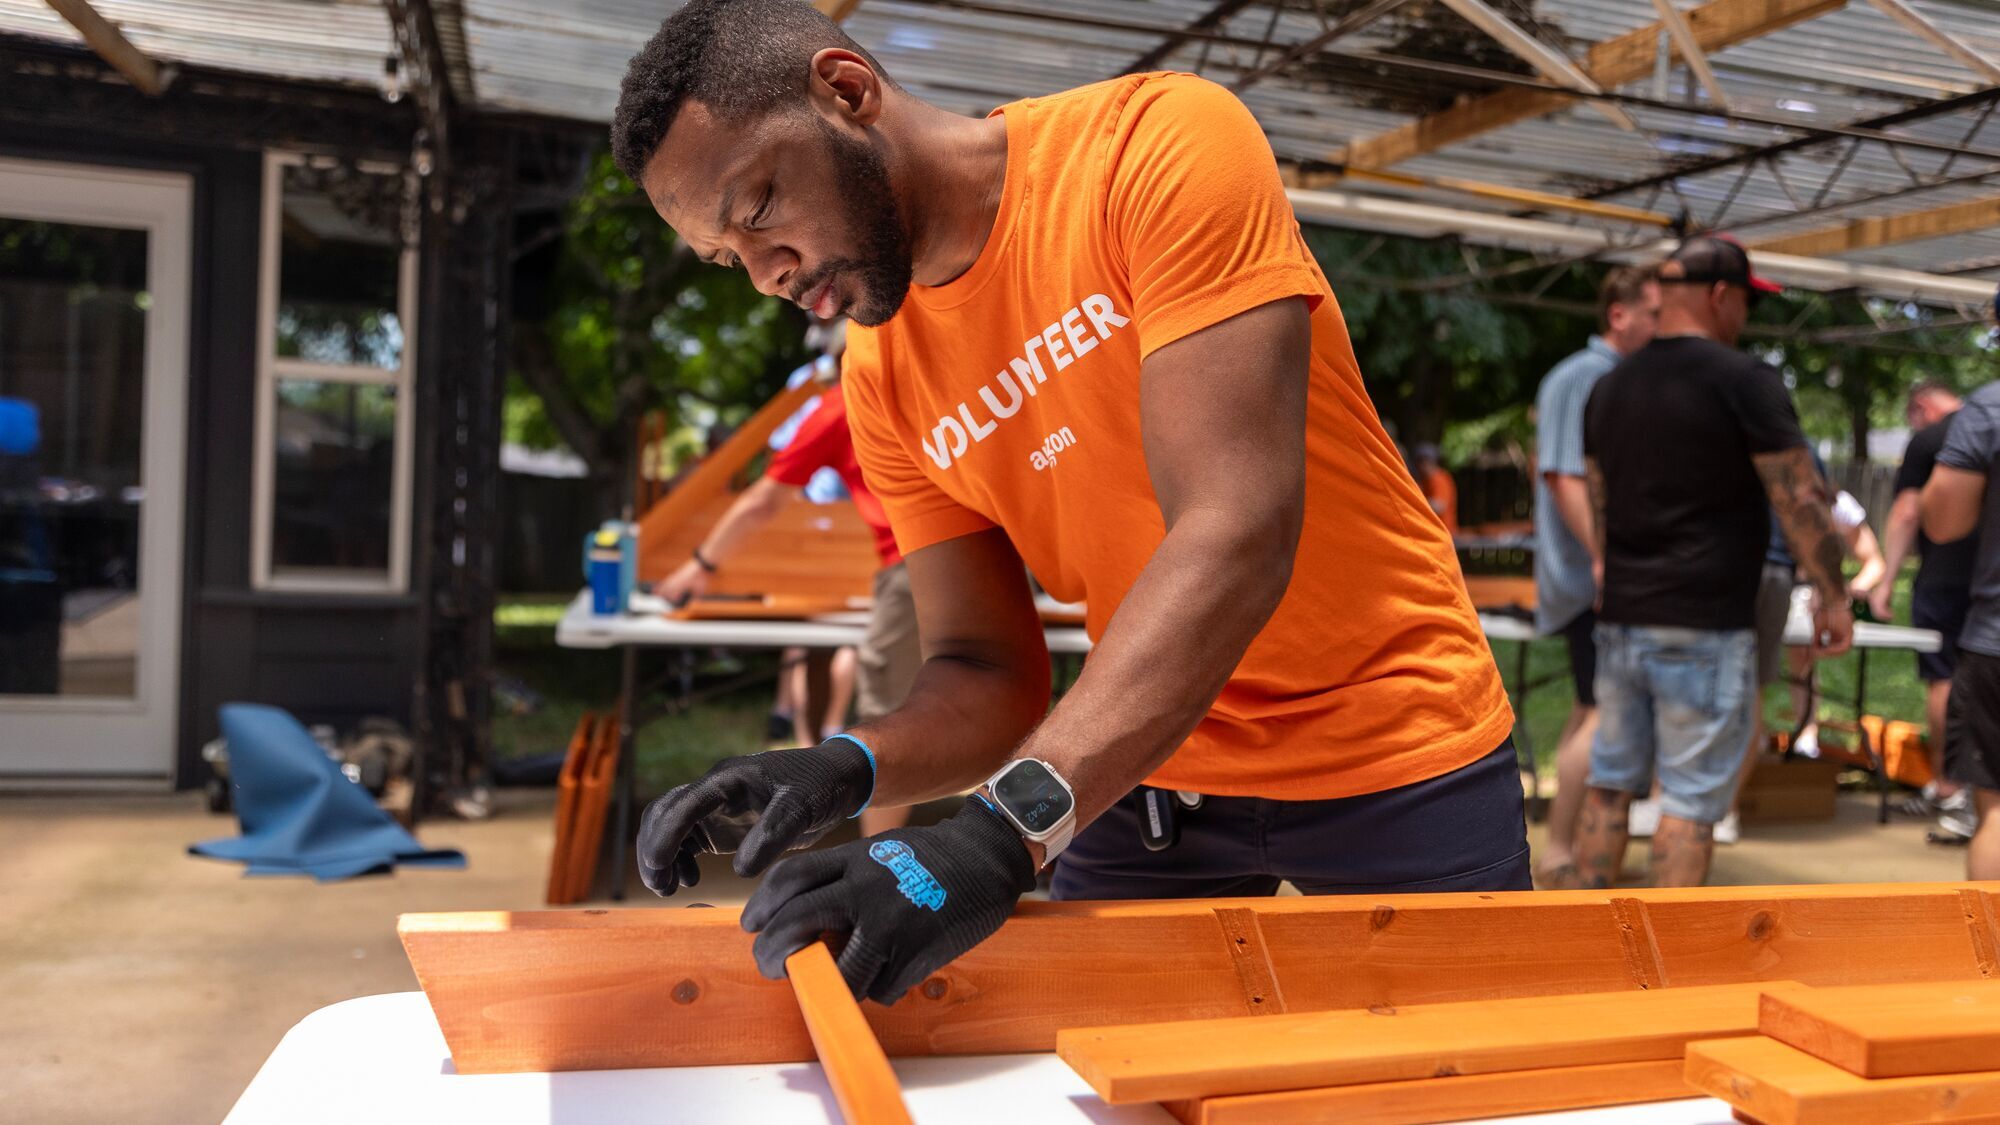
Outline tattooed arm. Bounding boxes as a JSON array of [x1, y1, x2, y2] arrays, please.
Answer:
[[1752, 446, 1854, 656]]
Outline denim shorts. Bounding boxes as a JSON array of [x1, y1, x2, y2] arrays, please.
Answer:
[[1589, 624, 1756, 825]]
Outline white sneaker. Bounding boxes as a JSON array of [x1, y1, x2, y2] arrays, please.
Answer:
[[1792, 727, 1820, 759], [1938, 806, 1977, 840], [1628, 798, 1662, 838], [1714, 811, 1740, 846]]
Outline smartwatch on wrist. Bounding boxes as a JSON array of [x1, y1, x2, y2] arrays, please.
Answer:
[[977, 758, 1078, 867]]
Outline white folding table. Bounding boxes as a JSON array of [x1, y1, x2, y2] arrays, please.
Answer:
[[225, 992, 1744, 1125]]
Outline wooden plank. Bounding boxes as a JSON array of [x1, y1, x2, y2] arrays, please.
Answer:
[[1686, 1035, 2000, 1124], [1342, 0, 1842, 168], [1057, 981, 1794, 1105], [786, 942, 913, 1125], [398, 885, 2000, 1075], [1163, 1058, 1694, 1125], [44, 0, 170, 95], [1760, 980, 2000, 1078], [1645, 891, 1987, 988], [561, 709, 620, 902], [542, 713, 595, 906], [1751, 195, 2000, 258], [1867, 0, 2000, 83], [636, 378, 820, 583]]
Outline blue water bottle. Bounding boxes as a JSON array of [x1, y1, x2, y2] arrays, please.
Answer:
[[587, 528, 625, 615]]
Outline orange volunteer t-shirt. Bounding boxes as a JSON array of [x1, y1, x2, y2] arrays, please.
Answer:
[[842, 73, 1510, 800]]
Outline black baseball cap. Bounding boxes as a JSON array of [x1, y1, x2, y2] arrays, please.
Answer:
[[1656, 234, 1782, 295]]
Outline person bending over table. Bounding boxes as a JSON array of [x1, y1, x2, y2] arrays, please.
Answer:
[[654, 376, 919, 838], [612, 0, 1524, 1003]]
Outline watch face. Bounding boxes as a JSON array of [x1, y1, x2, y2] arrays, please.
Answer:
[[994, 760, 1074, 835]]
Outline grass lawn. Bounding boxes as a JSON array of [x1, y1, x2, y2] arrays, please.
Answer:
[[1503, 566, 1931, 778], [493, 596, 775, 798], [494, 562, 1936, 797]]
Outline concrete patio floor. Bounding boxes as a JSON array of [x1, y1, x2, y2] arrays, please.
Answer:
[[0, 787, 1971, 1125]]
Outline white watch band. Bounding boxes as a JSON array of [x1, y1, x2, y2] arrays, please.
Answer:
[[1041, 815, 1075, 865]]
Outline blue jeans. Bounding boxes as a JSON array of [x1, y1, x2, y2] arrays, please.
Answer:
[[1590, 624, 1756, 825]]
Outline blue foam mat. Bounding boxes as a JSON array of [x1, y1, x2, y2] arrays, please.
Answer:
[[190, 703, 465, 881]]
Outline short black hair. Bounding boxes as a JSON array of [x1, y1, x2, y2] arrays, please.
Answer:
[[611, 0, 894, 186]]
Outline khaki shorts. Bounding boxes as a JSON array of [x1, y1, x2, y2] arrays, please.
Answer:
[[856, 562, 921, 721]]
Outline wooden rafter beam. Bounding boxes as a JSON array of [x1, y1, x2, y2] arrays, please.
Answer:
[[1341, 0, 1845, 169], [1750, 193, 2000, 256], [814, 0, 864, 22], [1434, 0, 1638, 132], [1651, 0, 1733, 110], [1868, 0, 2000, 83], [42, 0, 170, 96], [1284, 163, 1676, 227]]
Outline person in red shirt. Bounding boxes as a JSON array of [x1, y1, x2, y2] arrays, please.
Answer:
[[655, 379, 917, 836]]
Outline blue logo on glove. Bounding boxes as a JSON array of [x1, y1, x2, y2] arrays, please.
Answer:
[[868, 840, 946, 911]]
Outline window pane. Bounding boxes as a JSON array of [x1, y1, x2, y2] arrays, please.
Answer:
[[0, 217, 149, 698], [277, 165, 403, 369], [271, 379, 395, 576]]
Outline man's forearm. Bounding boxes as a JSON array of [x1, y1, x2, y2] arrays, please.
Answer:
[[1012, 508, 1296, 829], [845, 651, 1049, 807], [1755, 449, 1846, 601], [700, 476, 797, 564], [1879, 493, 1919, 587], [1547, 473, 1594, 552]]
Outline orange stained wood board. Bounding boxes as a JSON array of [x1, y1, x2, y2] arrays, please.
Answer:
[[1162, 1058, 1695, 1125], [560, 711, 620, 903], [670, 595, 860, 621], [542, 713, 597, 906], [1686, 1035, 2000, 1124], [398, 883, 2000, 1075], [1760, 980, 2000, 1078], [786, 942, 912, 1125], [1058, 981, 1798, 1104]]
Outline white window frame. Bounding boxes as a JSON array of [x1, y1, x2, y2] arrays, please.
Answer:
[[251, 151, 417, 594]]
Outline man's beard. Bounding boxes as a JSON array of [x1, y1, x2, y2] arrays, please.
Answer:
[[805, 117, 913, 327]]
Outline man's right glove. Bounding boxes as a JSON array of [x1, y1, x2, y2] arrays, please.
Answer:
[[636, 738, 874, 897]]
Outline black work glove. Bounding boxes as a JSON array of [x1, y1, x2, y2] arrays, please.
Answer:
[[636, 740, 874, 896], [742, 796, 1037, 1004]]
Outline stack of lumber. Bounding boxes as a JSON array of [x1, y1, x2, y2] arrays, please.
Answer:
[[1059, 983, 1790, 1124], [543, 712, 619, 905], [400, 884, 2000, 1123], [1686, 979, 2000, 1124]]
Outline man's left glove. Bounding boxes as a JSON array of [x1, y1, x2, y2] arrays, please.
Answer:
[[742, 796, 1037, 1004]]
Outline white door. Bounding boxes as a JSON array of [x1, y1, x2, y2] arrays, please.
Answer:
[[0, 158, 191, 786]]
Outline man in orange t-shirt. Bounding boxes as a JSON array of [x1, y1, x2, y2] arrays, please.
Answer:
[[615, 0, 1523, 1003]]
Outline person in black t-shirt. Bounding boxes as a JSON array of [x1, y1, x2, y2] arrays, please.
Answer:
[[1871, 381, 1977, 831], [1571, 236, 1852, 890]]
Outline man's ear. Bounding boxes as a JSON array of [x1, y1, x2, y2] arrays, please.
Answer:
[[808, 48, 884, 127]]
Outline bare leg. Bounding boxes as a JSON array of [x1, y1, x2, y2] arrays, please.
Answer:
[[1573, 787, 1634, 889], [1649, 814, 1717, 887], [1930, 680, 1961, 799], [1970, 790, 2000, 881], [858, 805, 914, 837], [819, 646, 858, 739], [1537, 705, 1597, 880], [788, 655, 815, 746]]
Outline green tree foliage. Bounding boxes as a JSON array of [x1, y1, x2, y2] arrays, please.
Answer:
[[509, 152, 808, 509]]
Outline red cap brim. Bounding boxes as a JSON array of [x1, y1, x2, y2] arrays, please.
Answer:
[[1749, 273, 1782, 294]]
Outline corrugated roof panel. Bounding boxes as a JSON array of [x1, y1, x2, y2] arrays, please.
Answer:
[[0, 0, 394, 90]]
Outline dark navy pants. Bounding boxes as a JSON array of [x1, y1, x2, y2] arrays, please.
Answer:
[[1050, 739, 1532, 899]]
